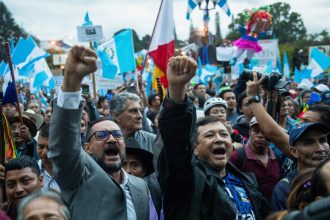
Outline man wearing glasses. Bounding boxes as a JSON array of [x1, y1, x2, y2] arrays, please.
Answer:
[[49, 46, 154, 220]]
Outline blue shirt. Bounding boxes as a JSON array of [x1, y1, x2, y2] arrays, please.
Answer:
[[223, 171, 256, 220]]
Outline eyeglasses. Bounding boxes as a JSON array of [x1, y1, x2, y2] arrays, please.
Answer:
[[88, 130, 124, 141]]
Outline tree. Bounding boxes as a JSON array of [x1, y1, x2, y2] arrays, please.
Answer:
[[269, 2, 307, 43], [225, 2, 307, 44], [0, 1, 27, 61], [141, 34, 151, 49]]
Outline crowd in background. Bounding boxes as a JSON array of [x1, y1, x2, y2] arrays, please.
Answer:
[[0, 45, 330, 220]]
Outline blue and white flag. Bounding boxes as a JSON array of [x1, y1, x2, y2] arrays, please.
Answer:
[[200, 64, 218, 83], [30, 58, 53, 89], [83, 12, 93, 26], [264, 60, 273, 74], [12, 36, 49, 73], [217, 0, 231, 17], [294, 67, 312, 83], [97, 29, 136, 79], [283, 50, 290, 78], [186, 0, 197, 20], [0, 61, 9, 77], [308, 48, 330, 78]]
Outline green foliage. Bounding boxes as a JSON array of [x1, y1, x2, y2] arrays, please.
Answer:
[[269, 2, 307, 43], [0, 1, 27, 61]]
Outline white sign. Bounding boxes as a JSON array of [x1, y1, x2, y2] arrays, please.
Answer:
[[216, 39, 279, 67], [77, 25, 103, 42], [216, 47, 235, 61], [53, 54, 67, 65], [252, 39, 279, 67]]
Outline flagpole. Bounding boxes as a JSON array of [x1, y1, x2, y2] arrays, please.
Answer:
[[89, 42, 97, 100], [5, 42, 23, 125], [140, 0, 166, 76]]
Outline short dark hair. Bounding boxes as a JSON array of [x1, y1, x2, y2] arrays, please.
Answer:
[[5, 156, 41, 177], [237, 91, 248, 112], [194, 116, 225, 145], [308, 105, 330, 125], [310, 157, 330, 199], [85, 117, 114, 141], [148, 94, 159, 106], [39, 124, 50, 138], [219, 89, 234, 99]]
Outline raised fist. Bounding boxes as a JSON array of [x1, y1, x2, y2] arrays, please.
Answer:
[[167, 56, 197, 87], [63, 46, 98, 92]]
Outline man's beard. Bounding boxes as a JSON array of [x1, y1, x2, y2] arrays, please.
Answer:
[[91, 143, 126, 173]]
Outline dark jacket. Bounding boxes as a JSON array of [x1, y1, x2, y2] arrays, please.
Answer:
[[158, 97, 269, 220]]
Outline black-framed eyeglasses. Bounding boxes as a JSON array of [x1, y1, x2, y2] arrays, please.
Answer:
[[88, 130, 124, 142]]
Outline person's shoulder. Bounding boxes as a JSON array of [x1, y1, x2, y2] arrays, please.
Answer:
[[235, 115, 247, 124], [136, 130, 156, 139], [229, 149, 239, 164], [127, 173, 148, 188], [274, 176, 290, 190]]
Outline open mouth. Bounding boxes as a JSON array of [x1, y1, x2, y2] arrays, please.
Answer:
[[104, 145, 120, 156], [212, 147, 226, 156]]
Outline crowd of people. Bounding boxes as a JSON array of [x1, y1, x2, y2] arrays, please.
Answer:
[[0, 45, 329, 220]]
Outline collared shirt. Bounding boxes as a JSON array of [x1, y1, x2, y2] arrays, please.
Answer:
[[38, 160, 60, 192], [120, 169, 137, 220], [230, 143, 281, 200]]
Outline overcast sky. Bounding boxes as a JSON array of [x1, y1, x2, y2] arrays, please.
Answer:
[[3, 0, 330, 45]]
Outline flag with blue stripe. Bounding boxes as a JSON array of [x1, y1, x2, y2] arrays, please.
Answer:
[[0, 61, 9, 77], [11, 37, 35, 65], [283, 50, 290, 78], [308, 48, 330, 78], [96, 49, 118, 79], [83, 12, 93, 26], [294, 67, 312, 83], [264, 59, 273, 74], [217, 0, 231, 17], [186, 0, 197, 20], [97, 29, 136, 79], [12, 36, 50, 75], [33, 71, 48, 88]]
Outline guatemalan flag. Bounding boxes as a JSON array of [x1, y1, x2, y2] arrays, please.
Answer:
[[186, 0, 231, 20], [148, 0, 175, 89], [97, 29, 136, 80], [217, 0, 231, 17], [283, 50, 290, 78], [12, 36, 50, 74], [186, 0, 197, 20], [308, 48, 330, 78]]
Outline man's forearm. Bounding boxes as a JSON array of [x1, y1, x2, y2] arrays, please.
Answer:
[[168, 84, 186, 103], [250, 102, 291, 156]]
